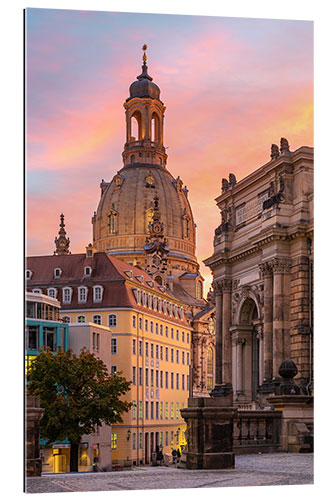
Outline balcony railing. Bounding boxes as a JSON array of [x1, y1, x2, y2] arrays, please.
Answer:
[[233, 410, 282, 454]]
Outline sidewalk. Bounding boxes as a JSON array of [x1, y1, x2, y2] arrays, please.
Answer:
[[26, 453, 313, 493]]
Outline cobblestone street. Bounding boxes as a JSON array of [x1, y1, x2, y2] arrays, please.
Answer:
[[26, 453, 313, 493]]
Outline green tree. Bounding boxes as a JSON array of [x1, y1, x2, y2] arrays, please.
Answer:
[[27, 347, 131, 472]]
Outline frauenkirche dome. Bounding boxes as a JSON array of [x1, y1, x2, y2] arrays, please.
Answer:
[[92, 46, 204, 305]]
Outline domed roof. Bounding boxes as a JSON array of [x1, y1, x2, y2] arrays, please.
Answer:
[[93, 164, 197, 268], [128, 62, 161, 102]]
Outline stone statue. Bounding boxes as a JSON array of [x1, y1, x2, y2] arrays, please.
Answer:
[[280, 137, 290, 155], [229, 173, 237, 187], [222, 178, 229, 193], [271, 144, 279, 160]]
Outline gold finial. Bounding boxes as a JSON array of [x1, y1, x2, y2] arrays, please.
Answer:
[[142, 44, 147, 64]]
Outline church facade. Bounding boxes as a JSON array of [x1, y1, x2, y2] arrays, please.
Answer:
[[204, 139, 313, 407]]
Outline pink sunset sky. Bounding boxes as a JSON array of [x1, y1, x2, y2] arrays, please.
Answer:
[[26, 8, 313, 293]]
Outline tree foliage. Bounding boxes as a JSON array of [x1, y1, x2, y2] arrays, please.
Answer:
[[27, 347, 131, 470]]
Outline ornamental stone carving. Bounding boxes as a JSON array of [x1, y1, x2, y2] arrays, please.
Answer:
[[259, 261, 273, 278], [271, 144, 280, 160], [272, 257, 291, 274], [213, 278, 232, 295]]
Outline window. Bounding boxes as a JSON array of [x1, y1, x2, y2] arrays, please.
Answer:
[[132, 315, 136, 328], [196, 280, 203, 299], [132, 366, 136, 385], [62, 287, 72, 304], [139, 317, 142, 330], [26, 270, 32, 280], [139, 367, 143, 386], [130, 154, 135, 164], [160, 402, 163, 420], [156, 370, 159, 387], [47, 288, 57, 298], [44, 327, 56, 351], [165, 431, 169, 446], [145, 401, 149, 419], [93, 333, 100, 350], [150, 369, 154, 387], [171, 430, 174, 444], [207, 347, 214, 390], [139, 432, 143, 449], [182, 374, 185, 390], [78, 287, 88, 303], [150, 401, 154, 419], [108, 211, 118, 234], [170, 402, 174, 419], [155, 323, 158, 334], [165, 326, 168, 337], [187, 352, 190, 365], [111, 366, 117, 377], [176, 402, 179, 419], [171, 328, 174, 339], [165, 347, 169, 362], [151, 343, 154, 358], [176, 373, 179, 390], [150, 321, 154, 333], [160, 370, 163, 388], [182, 331, 185, 342], [160, 346, 163, 360], [176, 350, 179, 363], [62, 316, 70, 323], [156, 402, 159, 420], [171, 349, 174, 363], [171, 372, 174, 389], [133, 339, 136, 355], [165, 372, 169, 389], [111, 433, 117, 449], [145, 342, 149, 357], [77, 315, 86, 323], [108, 314, 117, 327], [176, 330, 179, 341], [84, 266, 91, 277], [139, 340, 143, 356], [182, 351, 185, 364], [187, 375, 189, 390], [145, 319, 148, 331], [92, 314, 101, 325], [26, 325, 38, 350], [33, 288, 42, 295], [156, 345, 159, 359], [54, 268, 62, 278], [132, 400, 136, 419], [93, 286, 103, 303], [165, 402, 169, 419], [160, 325, 163, 336], [187, 332, 190, 344], [111, 338, 117, 354], [139, 401, 143, 419], [145, 368, 149, 386], [132, 432, 136, 450]]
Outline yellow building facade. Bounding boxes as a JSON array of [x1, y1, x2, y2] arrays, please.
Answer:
[[26, 251, 191, 467]]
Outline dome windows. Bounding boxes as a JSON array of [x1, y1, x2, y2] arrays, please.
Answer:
[[108, 210, 118, 235]]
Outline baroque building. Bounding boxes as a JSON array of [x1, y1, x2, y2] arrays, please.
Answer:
[[204, 139, 313, 407], [91, 46, 206, 312]]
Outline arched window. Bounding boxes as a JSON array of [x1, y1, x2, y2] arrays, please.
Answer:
[[54, 268, 62, 278], [151, 112, 160, 143], [93, 314, 101, 325], [26, 270, 32, 280], [77, 315, 86, 323], [207, 347, 214, 390], [62, 316, 70, 323], [130, 111, 142, 141], [108, 314, 117, 328], [130, 154, 135, 164], [196, 280, 203, 299], [108, 210, 118, 235]]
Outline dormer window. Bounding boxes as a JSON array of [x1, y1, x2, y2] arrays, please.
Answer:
[[54, 268, 62, 278], [84, 266, 92, 277], [93, 285, 103, 303], [26, 270, 32, 280], [47, 288, 57, 299], [78, 286, 88, 303], [32, 288, 42, 294], [62, 287, 72, 304]]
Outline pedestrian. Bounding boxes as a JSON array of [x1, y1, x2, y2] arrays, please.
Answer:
[[172, 448, 177, 465]]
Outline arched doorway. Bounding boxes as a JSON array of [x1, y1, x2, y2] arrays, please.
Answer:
[[230, 296, 262, 403]]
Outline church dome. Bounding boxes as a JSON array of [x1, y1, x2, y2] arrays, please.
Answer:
[[92, 164, 198, 275], [128, 64, 161, 101]]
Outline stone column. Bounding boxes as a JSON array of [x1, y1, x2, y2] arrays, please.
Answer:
[[213, 281, 223, 387], [256, 324, 264, 385], [126, 114, 131, 142], [236, 339, 245, 395], [222, 279, 233, 388], [259, 262, 273, 382], [272, 258, 291, 379]]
